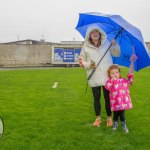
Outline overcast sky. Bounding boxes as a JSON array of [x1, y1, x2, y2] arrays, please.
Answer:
[[0, 0, 149, 43]]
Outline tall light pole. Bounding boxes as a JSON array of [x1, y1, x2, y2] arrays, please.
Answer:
[[17, 35, 19, 41]]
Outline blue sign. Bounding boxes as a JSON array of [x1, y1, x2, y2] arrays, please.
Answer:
[[54, 48, 81, 63], [63, 49, 74, 62], [54, 48, 63, 62], [74, 49, 81, 62]]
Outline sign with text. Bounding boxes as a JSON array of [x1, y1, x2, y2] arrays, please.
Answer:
[[63, 49, 74, 62], [74, 49, 81, 62], [54, 48, 81, 63], [54, 48, 63, 62]]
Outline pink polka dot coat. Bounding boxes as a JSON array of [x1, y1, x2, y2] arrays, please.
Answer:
[[105, 74, 133, 112]]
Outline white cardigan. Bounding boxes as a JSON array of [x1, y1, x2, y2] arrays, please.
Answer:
[[79, 25, 120, 87]]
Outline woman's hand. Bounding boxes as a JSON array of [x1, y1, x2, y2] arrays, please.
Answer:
[[79, 58, 84, 67], [110, 39, 120, 57], [111, 39, 116, 45], [90, 60, 96, 68]]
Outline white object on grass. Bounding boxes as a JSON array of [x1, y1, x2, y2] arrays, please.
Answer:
[[0, 118, 4, 138], [52, 82, 58, 88]]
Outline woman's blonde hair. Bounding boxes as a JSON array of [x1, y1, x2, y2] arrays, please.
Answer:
[[89, 29, 101, 47], [107, 65, 121, 78]]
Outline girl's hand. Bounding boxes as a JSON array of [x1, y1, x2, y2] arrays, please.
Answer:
[[110, 75, 118, 80], [110, 79, 117, 85]]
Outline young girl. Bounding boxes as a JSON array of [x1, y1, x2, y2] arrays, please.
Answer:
[[105, 65, 134, 133]]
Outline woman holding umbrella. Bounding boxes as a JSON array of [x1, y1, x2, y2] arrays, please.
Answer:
[[79, 25, 120, 127]]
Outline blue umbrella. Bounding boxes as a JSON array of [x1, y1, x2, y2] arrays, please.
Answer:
[[76, 12, 150, 72]]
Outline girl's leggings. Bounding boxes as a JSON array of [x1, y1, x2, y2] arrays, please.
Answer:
[[91, 86, 112, 117], [113, 110, 125, 122]]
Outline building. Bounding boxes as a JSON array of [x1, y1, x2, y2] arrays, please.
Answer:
[[0, 39, 150, 68], [0, 40, 83, 67]]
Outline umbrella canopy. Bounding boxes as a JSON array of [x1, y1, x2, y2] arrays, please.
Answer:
[[76, 12, 150, 71]]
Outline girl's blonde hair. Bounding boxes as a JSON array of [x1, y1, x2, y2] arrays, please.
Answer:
[[107, 65, 121, 78]]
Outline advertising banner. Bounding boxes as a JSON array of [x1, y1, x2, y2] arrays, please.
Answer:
[[54, 48, 63, 62], [63, 49, 74, 62], [74, 49, 81, 62], [54, 48, 81, 63]]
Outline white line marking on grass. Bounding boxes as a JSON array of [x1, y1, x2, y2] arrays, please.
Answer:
[[52, 82, 58, 88]]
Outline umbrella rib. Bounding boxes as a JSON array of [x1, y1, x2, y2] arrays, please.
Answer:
[[121, 32, 135, 45]]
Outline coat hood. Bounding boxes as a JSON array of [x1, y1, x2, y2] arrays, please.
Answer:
[[85, 24, 107, 46]]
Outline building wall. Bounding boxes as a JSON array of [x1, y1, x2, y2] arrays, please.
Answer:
[[0, 44, 52, 67], [0, 42, 149, 67], [146, 42, 150, 52]]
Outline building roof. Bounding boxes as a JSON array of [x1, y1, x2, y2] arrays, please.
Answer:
[[2, 39, 54, 45], [60, 41, 83, 45]]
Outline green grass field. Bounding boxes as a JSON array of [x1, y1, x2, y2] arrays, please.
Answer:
[[0, 67, 150, 150]]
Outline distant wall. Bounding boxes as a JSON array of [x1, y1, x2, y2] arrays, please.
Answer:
[[146, 42, 150, 52], [0, 44, 52, 67], [0, 42, 149, 67]]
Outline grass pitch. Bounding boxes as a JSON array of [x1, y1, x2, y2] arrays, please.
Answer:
[[0, 67, 150, 150]]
